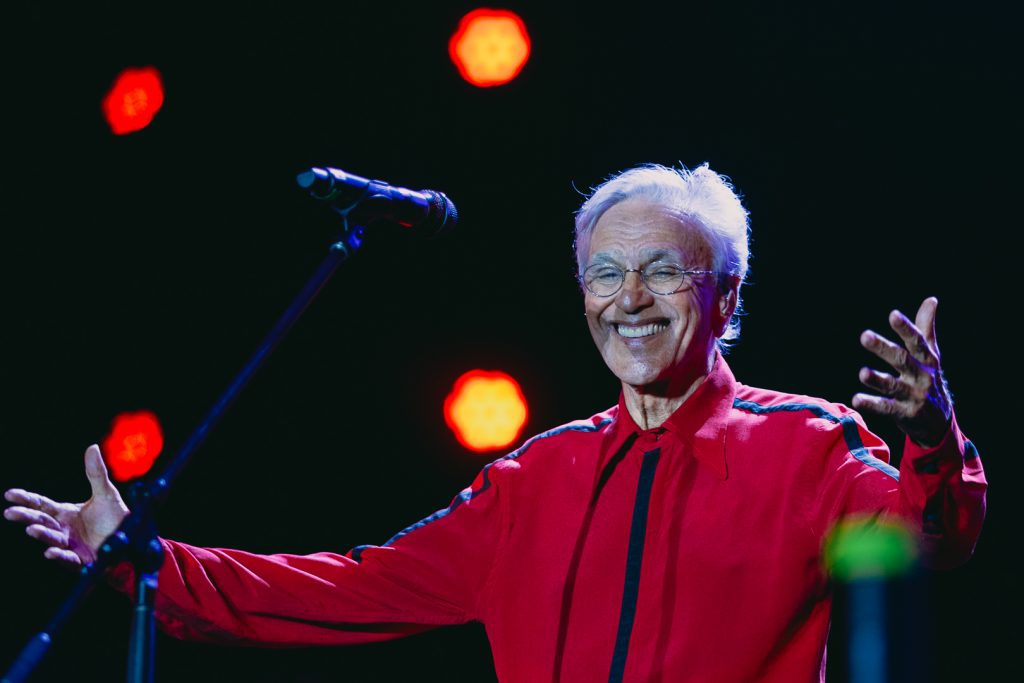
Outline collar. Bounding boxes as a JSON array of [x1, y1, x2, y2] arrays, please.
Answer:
[[605, 353, 736, 480]]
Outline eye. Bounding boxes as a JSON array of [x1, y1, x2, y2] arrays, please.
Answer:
[[644, 265, 684, 283], [586, 266, 622, 283]]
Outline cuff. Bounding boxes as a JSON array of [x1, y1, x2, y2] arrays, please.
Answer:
[[902, 411, 970, 477]]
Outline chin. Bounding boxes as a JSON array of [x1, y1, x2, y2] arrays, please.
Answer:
[[608, 361, 666, 389]]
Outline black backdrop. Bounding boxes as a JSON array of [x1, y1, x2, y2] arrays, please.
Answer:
[[1, 2, 1017, 681]]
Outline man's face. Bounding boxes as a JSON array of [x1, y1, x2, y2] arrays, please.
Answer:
[[583, 198, 728, 391]]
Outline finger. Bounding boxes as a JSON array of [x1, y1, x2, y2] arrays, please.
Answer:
[[914, 297, 940, 355], [3, 506, 62, 530], [888, 310, 935, 366], [84, 445, 118, 500], [858, 367, 905, 398], [860, 330, 917, 374], [3, 489, 64, 517], [5, 488, 33, 505], [44, 547, 83, 566], [26, 524, 69, 548], [852, 393, 906, 417]]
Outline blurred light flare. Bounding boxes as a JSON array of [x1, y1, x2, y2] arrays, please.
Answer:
[[444, 370, 529, 452], [449, 9, 531, 87], [823, 514, 918, 580], [102, 410, 165, 481], [102, 66, 165, 135]]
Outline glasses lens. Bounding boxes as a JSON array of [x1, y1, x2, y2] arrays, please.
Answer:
[[643, 264, 687, 295], [583, 265, 623, 296]]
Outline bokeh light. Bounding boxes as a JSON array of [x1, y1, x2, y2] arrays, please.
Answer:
[[449, 9, 531, 87], [102, 66, 165, 135], [444, 369, 529, 452], [101, 410, 165, 481], [823, 514, 918, 581]]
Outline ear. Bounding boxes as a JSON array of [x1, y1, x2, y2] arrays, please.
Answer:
[[713, 276, 740, 336]]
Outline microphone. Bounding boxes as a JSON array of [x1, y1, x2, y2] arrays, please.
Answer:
[[296, 166, 458, 238]]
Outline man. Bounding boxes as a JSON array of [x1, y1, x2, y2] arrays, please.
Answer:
[[4, 163, 986, 681]]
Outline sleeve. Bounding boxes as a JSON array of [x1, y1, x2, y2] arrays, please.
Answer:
[[110, 459, 515, 646], [895, 412, 987, 569], [809, 409, 986, 570]]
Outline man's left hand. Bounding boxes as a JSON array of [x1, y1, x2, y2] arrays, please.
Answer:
[[853, 296, 953, 447]]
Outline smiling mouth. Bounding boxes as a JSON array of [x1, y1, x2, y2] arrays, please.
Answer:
[[615, 321, 669, 339]]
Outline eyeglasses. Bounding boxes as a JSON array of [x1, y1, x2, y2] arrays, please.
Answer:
[[580, 263, 717, 297]]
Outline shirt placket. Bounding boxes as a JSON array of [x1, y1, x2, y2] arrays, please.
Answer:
[[607, 429, 664, 683]]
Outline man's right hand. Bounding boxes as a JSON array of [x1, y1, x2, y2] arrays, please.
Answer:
[[4, 445, 130, 567]]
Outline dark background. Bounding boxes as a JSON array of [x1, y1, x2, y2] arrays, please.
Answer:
[[1, 1, 1017, 681]]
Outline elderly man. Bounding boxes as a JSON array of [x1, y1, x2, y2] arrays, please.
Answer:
[[4, 164, 986, 682]]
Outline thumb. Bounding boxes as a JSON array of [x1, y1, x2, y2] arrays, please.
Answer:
[[915, 296, 940, 355], [84, 444, 117, 499]]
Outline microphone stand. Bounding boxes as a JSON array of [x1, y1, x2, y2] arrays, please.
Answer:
[[2, 224, 367, 683]]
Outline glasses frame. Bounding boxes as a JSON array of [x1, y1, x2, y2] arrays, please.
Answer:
[[580, 263, 718, 298]]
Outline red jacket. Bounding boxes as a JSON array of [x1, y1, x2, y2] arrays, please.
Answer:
[[124, 357, 986, 682]]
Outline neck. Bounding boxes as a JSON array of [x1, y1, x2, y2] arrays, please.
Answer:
[[623, 353, 716, 430]]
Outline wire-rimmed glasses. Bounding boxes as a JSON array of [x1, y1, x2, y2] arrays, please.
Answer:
[[580, 263, 717, 297]]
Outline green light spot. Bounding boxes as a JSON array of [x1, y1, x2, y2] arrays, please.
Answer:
[[823, 515, 918, 581]]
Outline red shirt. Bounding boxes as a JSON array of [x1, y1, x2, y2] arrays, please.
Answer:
[[130, 356, 986, 681]]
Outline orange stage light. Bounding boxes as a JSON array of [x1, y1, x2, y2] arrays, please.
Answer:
[[444, 370, 529, 452], [101, 410, 165, 482], [102, 66, 165, 135], [449, 9, 531, 87]]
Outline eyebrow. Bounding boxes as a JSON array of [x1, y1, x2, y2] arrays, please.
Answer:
[[587, 248, 686, 267], [640, 248, 684, 263]]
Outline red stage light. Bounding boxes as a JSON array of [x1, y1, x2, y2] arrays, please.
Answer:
[[449, 9, 531, 87], [102, 67, 165, 135], [444, 370, 529, 452], [101, 411, 165, 482]]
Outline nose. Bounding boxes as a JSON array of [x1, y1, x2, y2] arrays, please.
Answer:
[[616, 270, 653, 313]]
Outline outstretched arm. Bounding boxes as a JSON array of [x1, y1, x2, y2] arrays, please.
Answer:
[[5, 446, 508, 646], [852, 296, 986, 568]]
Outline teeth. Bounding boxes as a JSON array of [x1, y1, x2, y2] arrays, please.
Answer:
[[616, 322, 668, 338]]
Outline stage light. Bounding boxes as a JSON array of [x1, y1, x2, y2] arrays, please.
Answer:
[[102, 67, 165, 135], [449, 9, 531, 87], [101, 410, 165, 482], [444, 370, 529, 452], [823, 515, 917, 580]]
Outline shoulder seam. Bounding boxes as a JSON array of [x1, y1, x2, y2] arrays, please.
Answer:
[[732, 398, 899, 481]]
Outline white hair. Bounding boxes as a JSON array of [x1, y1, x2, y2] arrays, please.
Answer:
[[574, 163, 751, 349]]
